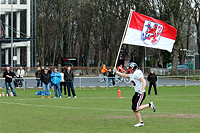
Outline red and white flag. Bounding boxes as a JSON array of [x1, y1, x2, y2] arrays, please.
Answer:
[[123, 10, 177, 52]]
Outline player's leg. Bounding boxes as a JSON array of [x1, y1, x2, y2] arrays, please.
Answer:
[[133, 111, 143, 122], [132, 93, 145, 127], [135, 104, 149, 111]]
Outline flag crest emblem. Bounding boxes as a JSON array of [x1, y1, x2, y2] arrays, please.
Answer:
[[141, 20, 163, 45]]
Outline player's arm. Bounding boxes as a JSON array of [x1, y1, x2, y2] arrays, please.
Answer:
[[139, 77, 146, 92], [116, 72, 130, 78]]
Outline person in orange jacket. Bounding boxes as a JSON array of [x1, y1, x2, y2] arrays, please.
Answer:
[[101, 64, 108, 76]]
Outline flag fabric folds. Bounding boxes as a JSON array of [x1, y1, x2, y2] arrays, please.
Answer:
[[123, 10, 177, 52]]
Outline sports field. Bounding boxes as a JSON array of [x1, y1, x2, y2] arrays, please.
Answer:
[[0, 86, 200, 133]]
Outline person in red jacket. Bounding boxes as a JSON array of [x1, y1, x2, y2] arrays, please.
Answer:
[[117, 64, 125, 73]]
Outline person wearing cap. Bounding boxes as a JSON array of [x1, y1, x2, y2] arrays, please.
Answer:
[[40, 68, 51, 98], [51, 68, 62, 98]]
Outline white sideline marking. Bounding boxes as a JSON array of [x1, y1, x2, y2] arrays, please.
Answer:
[[0, 101, 133, 112]]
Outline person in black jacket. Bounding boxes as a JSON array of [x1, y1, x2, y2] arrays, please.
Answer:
[[64, 66, 76, 98], [3, 67, 17, 96], [147, 70, 157, 95], [106, 69, 116, 87], [40, 68, 51, 98]]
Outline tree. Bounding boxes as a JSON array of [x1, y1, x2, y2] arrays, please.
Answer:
[[193, 0, 200, 65]]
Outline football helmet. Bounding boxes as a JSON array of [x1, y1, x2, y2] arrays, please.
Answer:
[[128, 62, 138, 71]]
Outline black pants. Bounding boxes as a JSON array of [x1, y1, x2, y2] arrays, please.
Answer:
[[60, 82, 67, 95], [148, 82, 157, 95]]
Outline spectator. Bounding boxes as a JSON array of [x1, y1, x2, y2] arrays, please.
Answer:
[[51, 68, 62, 98], [17, 67, 25, 78], [106, 69, 116, 87], [101, 64, 108, 76], [60, 69, 67, 95], [158, 63, 162, 68], [3, 67, 17, 97], [47, 67, 52, 74], [41, 66, 45, 74], [16, 67, 25, 87], [40, 68, 51, 98], [64, 66, 76, 98], [147, 70, 157, 95], [117, 64, 125, 73], [47, 67, 52, 89], [35, 67, 42, 87]]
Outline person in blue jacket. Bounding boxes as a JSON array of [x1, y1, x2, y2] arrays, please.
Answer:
[[51, 68, 62, 98]]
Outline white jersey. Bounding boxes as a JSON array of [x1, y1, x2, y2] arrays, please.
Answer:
[[128, 69, 145, 93]]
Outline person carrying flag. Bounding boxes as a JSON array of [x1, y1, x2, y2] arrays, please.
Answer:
[[114, 62, 156, 127]]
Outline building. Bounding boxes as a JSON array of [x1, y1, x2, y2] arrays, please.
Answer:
[[0, 0, 31, 67]]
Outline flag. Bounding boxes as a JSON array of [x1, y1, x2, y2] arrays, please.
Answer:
[[123, 10, 177, 52]]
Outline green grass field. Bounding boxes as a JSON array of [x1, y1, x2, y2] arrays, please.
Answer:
[[0, 86, 200, 133]]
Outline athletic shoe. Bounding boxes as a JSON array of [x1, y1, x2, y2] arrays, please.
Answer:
[[47, 95, 50, 98], [42, 96, 45, 98], [150, 102, 156, 112], [134, 122, 144, 127], [68, 96, 71, 98], [59, 96, 62, 98], [74, 96, 77, 98], [54, 97, 58, 98]]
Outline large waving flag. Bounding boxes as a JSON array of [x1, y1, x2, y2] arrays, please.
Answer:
[[123, 10, 177, 52]]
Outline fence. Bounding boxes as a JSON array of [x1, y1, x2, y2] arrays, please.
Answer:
[[0, 75, 199, 91], [0, 66, 200, 77]]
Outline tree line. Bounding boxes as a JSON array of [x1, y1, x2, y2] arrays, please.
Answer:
[[13, 0, 200, 73]]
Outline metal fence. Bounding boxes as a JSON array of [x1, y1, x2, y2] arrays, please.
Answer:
[[0, 66, 200, 77], [0, 75, 199, 91]]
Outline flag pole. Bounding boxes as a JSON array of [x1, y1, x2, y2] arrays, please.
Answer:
[[114, 9, 133, 69]]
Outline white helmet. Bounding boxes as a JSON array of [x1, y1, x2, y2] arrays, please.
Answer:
[[128, 62, 138, 71]]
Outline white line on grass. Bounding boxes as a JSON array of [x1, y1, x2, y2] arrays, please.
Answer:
[[0, 101, 133, 112]]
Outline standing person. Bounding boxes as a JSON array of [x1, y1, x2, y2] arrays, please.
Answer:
[[51, 68, 62, 98], [158, 63, 162, 68], [117, 64, 126, 73], [64, 66, 76, 98], [60, 69, 67, 95], [47, 67, 52, 89], [40, 68, 51, 98], [41, 66, 45, 74], [101, 64, 108, 76], [16, 66, 25, 87], [147, 70, 157, 95], [35, 67, 42, 87], [107, 69, 116, 87], [3, 67, 17, 97], [114, 62, 156, 127]]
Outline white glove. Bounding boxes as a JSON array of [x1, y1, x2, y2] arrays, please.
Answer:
[[139, 90, 143, 95]]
